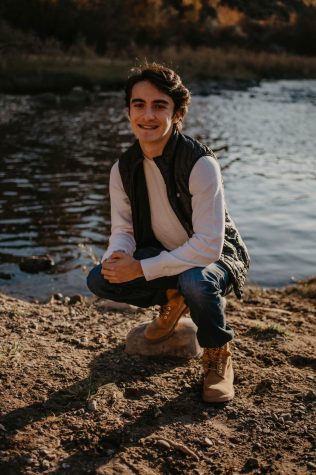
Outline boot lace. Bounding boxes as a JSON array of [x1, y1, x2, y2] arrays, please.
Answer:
[[202, 346, 230, 376], [158, 304, 172, 320]]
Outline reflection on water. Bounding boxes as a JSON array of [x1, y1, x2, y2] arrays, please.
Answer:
[[0, 81, 315, 300]]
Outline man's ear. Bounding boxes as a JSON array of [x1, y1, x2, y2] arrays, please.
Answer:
[[173, 110, 181, 124]]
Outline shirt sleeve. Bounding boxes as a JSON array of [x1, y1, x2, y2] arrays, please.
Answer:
[[140, 155, 225, 280], [101, 161, 136, 262]]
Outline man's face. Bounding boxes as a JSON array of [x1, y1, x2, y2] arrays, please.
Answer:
[[128, 80, 180, 152]]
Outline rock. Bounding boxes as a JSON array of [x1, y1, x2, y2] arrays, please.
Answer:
[[204, 437, 213, 446], [31, 93, 59, 105], [243, 458, 259, 472], [124, 317, 202, 358], [307, 462, 316, 470], [19, 255, 54, 273], [63, 87, 92, 104], [53, 293, 64, 301], [69, 294, 84, 305], [96, 461, 135, 475], [87, 400, 97, 412], [157, 439, 171, 449]]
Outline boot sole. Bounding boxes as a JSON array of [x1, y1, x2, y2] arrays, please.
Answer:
[[202, 390, 235, 403], [144, 305, 189, 344]]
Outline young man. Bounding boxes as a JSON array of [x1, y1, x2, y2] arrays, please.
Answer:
[[87, 63, 250, 403]]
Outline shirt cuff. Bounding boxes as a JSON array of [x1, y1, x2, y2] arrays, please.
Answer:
[[140, 251, 175, 280]]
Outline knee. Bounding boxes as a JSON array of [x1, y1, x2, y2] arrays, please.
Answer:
[[179, 268, 220, 303], [87, 264, 105, 294]]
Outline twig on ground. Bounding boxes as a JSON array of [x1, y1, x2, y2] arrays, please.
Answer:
[[152, 436, 199, 461]]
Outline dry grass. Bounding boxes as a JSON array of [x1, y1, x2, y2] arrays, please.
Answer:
[[0, 47, 315, 93], [286, 276, 316, 299], [158, 46, 316, 80]]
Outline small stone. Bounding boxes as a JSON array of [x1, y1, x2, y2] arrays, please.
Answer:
[[243, 458, 259, 472], [87, 400, 97, 412], [42, 460, 50, 469], [204, 437, 213, 446], [156, 439, 171, 449], [64, 296, 71, 305], [0, 424, 6, 431], [62, 463, 71, 469], [19, 255, 54, 273], [154, 408, 162, 417], [69, 294, 84, 305], [105, 449, 115, 456], [307, 462, 316, 470], [281, 413, 292, 420], [53, 293, 64, 301]]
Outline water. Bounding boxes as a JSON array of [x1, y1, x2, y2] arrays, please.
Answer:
[[0, 80, 315, 300]]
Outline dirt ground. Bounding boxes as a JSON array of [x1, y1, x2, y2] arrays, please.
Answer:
[[0, 278, 315, 475]]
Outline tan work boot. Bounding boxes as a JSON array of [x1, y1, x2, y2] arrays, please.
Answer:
[[202, 343, 234, 403], [143, 289, 188, 343]]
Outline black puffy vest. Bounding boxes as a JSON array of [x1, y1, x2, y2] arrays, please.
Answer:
[[118, 130, 250, 298]]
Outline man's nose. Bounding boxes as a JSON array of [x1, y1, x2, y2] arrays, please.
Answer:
[[143, 107, 155, 119]]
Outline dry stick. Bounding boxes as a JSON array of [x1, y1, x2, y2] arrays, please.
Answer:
[[153, 437, 199, 461]]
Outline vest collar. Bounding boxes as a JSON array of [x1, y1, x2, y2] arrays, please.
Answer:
[[132, 128, 180, 166]]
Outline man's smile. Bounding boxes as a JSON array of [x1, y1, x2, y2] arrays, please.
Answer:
[[138, 124, 159, 129]]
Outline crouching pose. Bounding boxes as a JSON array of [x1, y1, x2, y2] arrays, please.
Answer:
[[87, 63, 250, 402]]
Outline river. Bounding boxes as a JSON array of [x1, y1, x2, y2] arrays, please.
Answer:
[[0, 80, 315, 300]]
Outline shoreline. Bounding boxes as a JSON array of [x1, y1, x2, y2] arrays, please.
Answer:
[[0, 276, 315, 305], [1, 49, 316, 94]]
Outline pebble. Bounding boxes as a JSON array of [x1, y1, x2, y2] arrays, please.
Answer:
[[42, 460, 50, 469], [154, 408, 162, 417], [105, 449, 115, 456], [281, 413, 292, 420], [307, 462, 316, 470], [69, 294, 84, 305], [156, 439, 171, 449], [62, 463, 71, 469], [87, 400, 97, 412], [53, 293, 64, 301], [204, 437, 213, 446], [0, 424, 6, 431], [243, 458, 259, 471]]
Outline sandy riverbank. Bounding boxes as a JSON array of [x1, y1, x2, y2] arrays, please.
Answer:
[[0, 278, 315, 474]]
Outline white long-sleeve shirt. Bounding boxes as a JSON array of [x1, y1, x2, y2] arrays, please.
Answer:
[[101, 155, 225, 280]]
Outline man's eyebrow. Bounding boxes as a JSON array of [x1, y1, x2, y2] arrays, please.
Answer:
[[130, 98, 169, 105]]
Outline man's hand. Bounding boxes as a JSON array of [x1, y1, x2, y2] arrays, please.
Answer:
[[101, 251, 144, 283]]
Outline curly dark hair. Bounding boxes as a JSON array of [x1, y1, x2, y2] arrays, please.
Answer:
[[125, 63, 191, 130]]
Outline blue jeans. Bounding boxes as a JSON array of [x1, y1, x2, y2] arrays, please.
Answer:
[[87, 247, 233, 348]]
